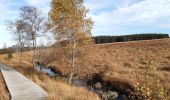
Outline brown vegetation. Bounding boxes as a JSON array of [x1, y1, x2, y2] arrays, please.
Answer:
[[0, 54, 99, 100], [0, 72, 10, 100], [49, 38, 170, 90], [0, 38, 170, 99]]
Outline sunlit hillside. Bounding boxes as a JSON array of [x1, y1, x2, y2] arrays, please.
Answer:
[[0, 38, 170, 99]]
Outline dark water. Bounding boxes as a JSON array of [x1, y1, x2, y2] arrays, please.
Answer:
[[35, 64, 58, 77], [35, 63, 128, 100]]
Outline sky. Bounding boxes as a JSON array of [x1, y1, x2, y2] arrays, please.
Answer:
[[0, 0, 170, 48]]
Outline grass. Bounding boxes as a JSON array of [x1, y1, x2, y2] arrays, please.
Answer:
[[0, 38, 170, 99], [49, 38, 170, 89], [0, 72, 10, 100], [0, 54, 99, 100]]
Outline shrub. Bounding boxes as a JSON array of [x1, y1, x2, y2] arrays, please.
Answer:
[[130, 60, 170, 99], [7, 52, 13, 59]]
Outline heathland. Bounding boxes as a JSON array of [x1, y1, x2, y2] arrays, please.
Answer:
[[0, 38, 170, 99]]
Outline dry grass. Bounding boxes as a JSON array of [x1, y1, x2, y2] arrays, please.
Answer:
[[0, 54, 99, 100], [0, 38, 170, 99], [29, 71, 99, 100], [95, 38, 170, 88], [50, 38, 170, 89], [0, 72, 10, 100]]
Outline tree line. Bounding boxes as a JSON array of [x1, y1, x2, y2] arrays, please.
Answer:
[[0, 46, 35, 54], [93, 33, 169, 44]]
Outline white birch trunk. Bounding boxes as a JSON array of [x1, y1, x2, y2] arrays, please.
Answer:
[[69, 34, 77, 84], [32, 37, 37, 67]]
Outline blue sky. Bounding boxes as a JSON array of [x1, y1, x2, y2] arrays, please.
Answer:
[[0, 0, 170, 48]]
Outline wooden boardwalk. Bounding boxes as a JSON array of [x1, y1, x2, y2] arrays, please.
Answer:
[[0, 64, 47, 100]]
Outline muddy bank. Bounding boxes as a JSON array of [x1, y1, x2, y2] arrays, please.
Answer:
[[85, 73, 135, 100]]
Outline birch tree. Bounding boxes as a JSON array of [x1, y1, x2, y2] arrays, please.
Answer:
[[7, 20, 26, 62], [49, 0, 94, 83], [20, 6, 45, 67]]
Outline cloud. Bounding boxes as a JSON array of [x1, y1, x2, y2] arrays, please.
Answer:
[[0, 25, 14, 48], [27, 0, 50, 6], [0, 0, 21, 48], [87, 0, 170, 35], [0, 0, 51, 48], [1, 0, 170, 48], [26, 0, 51, 14], [85, 0, 115, 12]]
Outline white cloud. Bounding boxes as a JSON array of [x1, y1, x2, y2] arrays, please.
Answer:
[[26, 0, 51, 14], [0, 25, 14, 48], [1, 0, 170, 48], [85, 0, 115, 12], [88, 0, 170, 35], [0, 0, 52, 48], [0, 1, 20, 48], [27, 0, 50, 6]]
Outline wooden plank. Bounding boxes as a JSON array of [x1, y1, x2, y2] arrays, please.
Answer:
[[0, 64, 47, 100]]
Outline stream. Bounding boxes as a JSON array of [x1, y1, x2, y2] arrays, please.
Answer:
[[35, 63, 61, 77], [35, 63, 130, 100]]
